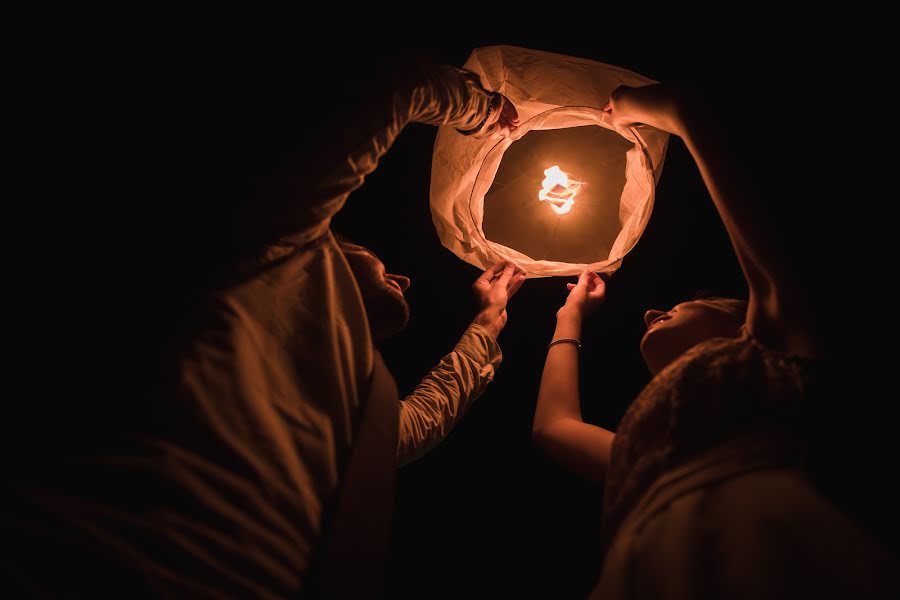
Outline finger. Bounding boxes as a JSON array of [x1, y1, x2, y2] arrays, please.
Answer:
[[566, 283, 576, 290], [588, 273, 606, 297], [577, 269, 591, 287], [497, 262, 516, 286], [477, 261, 508, 284], [508, 272, 526, 297]]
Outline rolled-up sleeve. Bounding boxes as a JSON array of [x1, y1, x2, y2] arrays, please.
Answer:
[[397, 323, 503, 466]]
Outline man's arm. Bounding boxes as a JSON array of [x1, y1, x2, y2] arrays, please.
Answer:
[[397, 262, 525, 465], [266, 64, 513, 249], [398, 323, 501, 465]]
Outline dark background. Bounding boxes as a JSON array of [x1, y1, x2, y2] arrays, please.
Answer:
[[324, 38, 896, 597], [17, 28, 892, 598]]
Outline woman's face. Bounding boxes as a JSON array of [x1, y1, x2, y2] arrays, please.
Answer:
[[640, 300, 744, 375]]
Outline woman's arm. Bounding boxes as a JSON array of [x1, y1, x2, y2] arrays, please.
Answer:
[[533, 271, 616, 484], [605, 85, 817, 356]]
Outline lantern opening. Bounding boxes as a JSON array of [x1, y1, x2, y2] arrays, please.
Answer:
[[482, 126, 632, 265], [431, 46, 669, 277], [539, 165, 582, 215]]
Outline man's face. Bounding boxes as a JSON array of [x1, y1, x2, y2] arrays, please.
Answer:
[[340, 242, 411, 342]]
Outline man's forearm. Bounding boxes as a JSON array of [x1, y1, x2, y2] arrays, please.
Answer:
[[281, 63, 497, 247], [322, 64, 494, 202], [472, 309, 503, 340], [397, 322, 501, 465]]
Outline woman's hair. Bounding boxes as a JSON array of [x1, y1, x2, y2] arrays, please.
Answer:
[[692, 292, 749, 320]]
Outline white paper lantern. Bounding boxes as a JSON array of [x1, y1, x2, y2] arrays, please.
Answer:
[[431, 46, 669, 277]]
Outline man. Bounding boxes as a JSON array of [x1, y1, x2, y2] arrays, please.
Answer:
[[8, 61, 520, 596], [340, 241, 524, 464]]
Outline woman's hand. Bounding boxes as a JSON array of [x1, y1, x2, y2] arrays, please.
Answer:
[[557, 269, 606, 322], [603, 84, 685, 137]]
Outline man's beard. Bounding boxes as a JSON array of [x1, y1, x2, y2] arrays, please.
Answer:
[[365, 282, 410, 342]]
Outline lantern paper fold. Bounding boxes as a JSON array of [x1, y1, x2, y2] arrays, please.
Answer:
[[430, 46, 669, 277]]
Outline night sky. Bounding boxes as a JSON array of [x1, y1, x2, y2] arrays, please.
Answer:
[[7, 24, 893, 598]]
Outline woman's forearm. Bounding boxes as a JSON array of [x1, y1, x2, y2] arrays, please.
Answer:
[[532, 273, 615, 484], [611, 84, 815, 353], [533, 312, 615, 484], [677, 99, 815, 352], [534, 313, 584, 433]]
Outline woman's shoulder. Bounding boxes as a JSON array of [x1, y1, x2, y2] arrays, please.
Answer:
[[645, 326, 821, 397], [740, 324, 822, 363]]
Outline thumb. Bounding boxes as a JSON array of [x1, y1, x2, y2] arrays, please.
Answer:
[[576, 269, 591, 287], [498, 262, 516, 286]]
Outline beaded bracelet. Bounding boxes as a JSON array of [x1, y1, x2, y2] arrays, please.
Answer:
[[548, 338, 582, 350], [456, 93, 498, 136]]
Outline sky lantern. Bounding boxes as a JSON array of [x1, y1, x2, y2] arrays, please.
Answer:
[[430, 46, 669, 277]]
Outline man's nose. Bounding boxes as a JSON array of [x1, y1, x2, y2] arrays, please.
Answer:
[[644, 309, 666, 327], [388, 274, 411, 292]]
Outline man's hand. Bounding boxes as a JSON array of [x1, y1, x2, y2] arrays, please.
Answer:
[[557, 269, 606, 323], [475, 94, 519, 139], [496, 94, 520, 137], [472, 261, 526, 339]]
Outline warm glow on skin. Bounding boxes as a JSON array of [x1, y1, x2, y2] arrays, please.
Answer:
[[538, 165, 581, 215]]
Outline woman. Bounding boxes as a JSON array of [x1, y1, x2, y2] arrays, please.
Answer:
[[533, 85, 896, 599]]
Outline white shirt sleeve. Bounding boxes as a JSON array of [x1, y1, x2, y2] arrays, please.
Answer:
[[397, 322, 503, 465]]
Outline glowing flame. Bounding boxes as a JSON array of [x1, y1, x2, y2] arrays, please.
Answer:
[[538, 165, 582, 215]]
